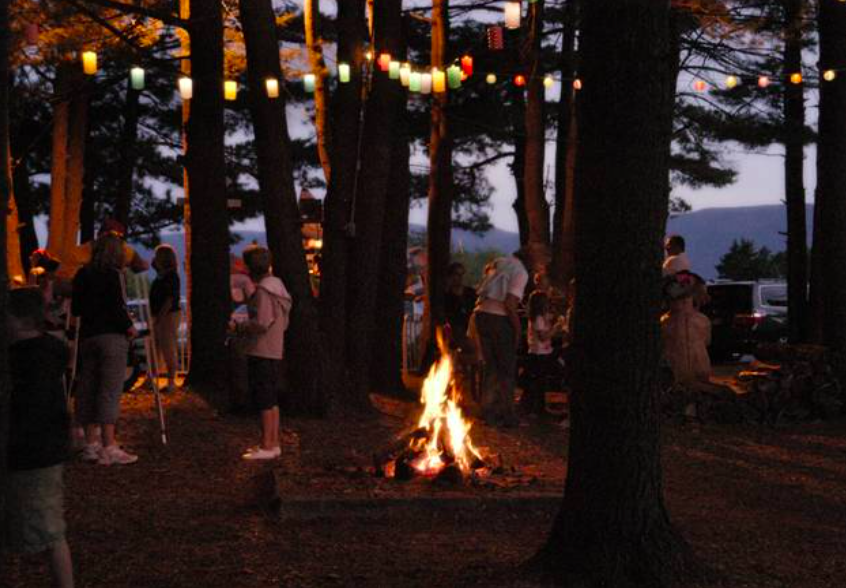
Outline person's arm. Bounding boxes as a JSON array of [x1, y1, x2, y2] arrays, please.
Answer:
[[127, 246, 149, 273], [239, 287, 275, 336]]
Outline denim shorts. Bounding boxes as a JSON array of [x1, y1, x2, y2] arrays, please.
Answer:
[[3, 465, 67, 554]]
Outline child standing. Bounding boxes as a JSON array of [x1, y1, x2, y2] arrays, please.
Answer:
[[236, 245, 292, 461], [4, 287, 75, 588], [150, 244, 181, 393], [519, 290, 565, 417]]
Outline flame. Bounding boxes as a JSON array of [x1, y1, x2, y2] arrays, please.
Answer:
[[411, 354, 482, 475]]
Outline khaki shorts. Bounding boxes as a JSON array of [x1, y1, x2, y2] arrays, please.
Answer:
[[3, 465, 67, 554]]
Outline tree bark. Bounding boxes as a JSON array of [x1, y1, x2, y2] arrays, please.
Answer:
[[5, 167, 23, 282], [319, 0, 366, 407], [550, 0, 579, 287], [239, 0, 326, 416], [304, 0, 331, 184], [47, 66, 72, 254], [510, 85, 528, 247], [422, 0, 453, 366], [345, 0, 406, 407], [115, 80, 141, 228], [523, 0, 550, 273], [813, 0, 846, 372], [9, 143, 39, 269], [184, 0, 230, 389], [61, 85, 89, 254], [783, 0, 808, 343], [1, 0, 12, 545], [532, 1, 699, 585]]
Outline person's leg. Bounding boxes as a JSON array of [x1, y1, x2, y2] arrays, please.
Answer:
[[474, 314, 500, 421], [96, 335, 130, 448], [49, 539, 74, 588], [260, 407, 279, 450], [491, 317, 518, 424]]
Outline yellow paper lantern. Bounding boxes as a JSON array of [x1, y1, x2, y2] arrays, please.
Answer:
[[725, 75, 739, 89], [543, 75, 554, 89], [266, 78, 279, 98], [81, 51, 97, 75], [790, 72, 802, 84], [432, 68, 446, 93], [400, 64, 411, 86], [224, 80, 238, 101]]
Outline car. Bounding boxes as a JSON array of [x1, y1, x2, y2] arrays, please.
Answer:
[[701, 280, 788, 360]]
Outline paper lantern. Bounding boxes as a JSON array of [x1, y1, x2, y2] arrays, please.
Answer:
[[421, 73, 433, 94], [433, 69, 446, 93], [758, 75, 770, 88], [461, 55, 473, 77], [504, 2, 521, 29], [487, 26, 504, 50], [388, 61, 400, 79], [365, 51, 373, 62], [514, 74, 526, 87], [179, 77, 193, 100], [543, 75, 554, 89], [400, 64, 411, 86], [824, 69, 837, 82], [130, 67, 145, 91], [409, 72, 422, 92], [266, 78, 279, 98], [486, 73, 497, 84], [338, 63, 351, 83], [25, 23, 39, 46], [447, 65, 462, 89], [224, 80, 238, 101], [304, 74, 316, 92], [790, 72, 802, 84], [692, 79, 707, 92], [573, 78, 582, 90], [725, 75, 739, 89], [378, 53, 391, 72], [81, 51, 97, 75]]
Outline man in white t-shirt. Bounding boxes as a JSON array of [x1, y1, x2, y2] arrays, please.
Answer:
[[471, 250, 529, 427], [662, 234, 691, 276]]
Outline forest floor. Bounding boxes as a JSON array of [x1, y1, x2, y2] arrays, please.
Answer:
[[3, 380, 846, 588]]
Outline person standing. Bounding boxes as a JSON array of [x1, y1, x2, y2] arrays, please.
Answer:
[[443, 261, 476, 348], [472, 249, 530, 427], [71, 233, 138, 465], [236, 245, 292, 461], [519, 289, 565, 417], [150, 244, 181, 393], [662, 234, 691, 276], [5, 288, 75, 588]]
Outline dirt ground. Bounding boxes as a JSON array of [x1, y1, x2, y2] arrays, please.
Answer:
[[3, 384, 846, 588]]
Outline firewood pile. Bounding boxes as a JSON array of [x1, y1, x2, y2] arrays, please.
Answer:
[[664, 344, 844, 425]]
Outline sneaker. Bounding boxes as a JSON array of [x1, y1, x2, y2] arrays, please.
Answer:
[[98, 445, 139, 466], [81, 443, 102, 463], [242, 446, 281, 461]]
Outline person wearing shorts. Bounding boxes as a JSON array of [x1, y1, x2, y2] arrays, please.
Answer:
[[4, 287, 75, 587]]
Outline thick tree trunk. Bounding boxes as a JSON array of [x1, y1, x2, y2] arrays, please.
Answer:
[[370, 51, 411, 397], [320, 0, 365, 407], [422, 0, 453, 366], [814, 0, 846, 372], [783, 0, 808, 343], [550, 0, 579, 286], [5, 172, 23, 282], [184, 0, 230, 389], [1, 0, 12, 543], [532, 1, 699, 585], [523, 0, 550, 273], [809, 188, 824, 343], [345, 0, 406, 407], [304, 0, 331, 184], [115, 81, 141, 228], [47, 67, 72, 254], [62, 87, 89, 254], [240, 0, 326, 416], [510, 85, 528, 247]]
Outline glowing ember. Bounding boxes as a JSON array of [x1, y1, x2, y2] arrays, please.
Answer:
[[409, 355, 482, 476]]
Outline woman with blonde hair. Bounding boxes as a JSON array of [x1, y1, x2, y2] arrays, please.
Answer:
[[150, 244, 181, 393], [71, 233, 138, 466]]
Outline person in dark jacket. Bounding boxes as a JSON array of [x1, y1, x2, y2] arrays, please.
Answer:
[[71, 233, 138, 466], [5, 287, 75, 587], [150, 244, 181, 393]]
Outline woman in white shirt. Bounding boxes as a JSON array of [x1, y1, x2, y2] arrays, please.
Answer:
[[519, 290, 565, 416]]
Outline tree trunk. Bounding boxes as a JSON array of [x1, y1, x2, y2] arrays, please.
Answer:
[[240, 0, 326, 416], [345, 0, 406, 407], [9, 142, 39, 270], [550, 0, 579, 287], [47, 67, 72, 254], [0, 0, 12, 545], [62, 81, 89, 256], [532, 2, 699, 585], [370, 40, 411, 397], [184, 0, 230, 389], [523, 0, 550, 273], [783, 0, 808, 343], [319, 0, 366, 407], [5, 165, 23, 282], [814, 0, 846, 373], [304, 0, 331, 184], [115, 80, 141, 228], [510, 85, 528, 247], [422, 0, 453, 366], [809, 187, 824, 343]]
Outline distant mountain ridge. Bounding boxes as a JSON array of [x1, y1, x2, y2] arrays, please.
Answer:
[[141, 204, 809, 283]]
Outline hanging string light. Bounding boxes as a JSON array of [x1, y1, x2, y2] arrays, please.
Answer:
[[224, 80, 238, 101], [447, 64, 462, 89], [692, 79, 707, 92], [304, 74, 316, 92], [25, 23, 39, 46], [461, 55, 473, 77], [421, 72, 433, 94], [725, 75, 739, 89], [543, 75, 554, 89], [758, 75, 770, 88], [504, 1, 521, 29], [365, 51, 374, 62], [400, 63, 411, 86], [130, 67, 145, 91], [486, 73, 497, 84], [388, 60, 401, 79], [409, 72, 422, 92], [824, 69, 837, 81], [378, 53, 391, 72], [81, 51, 97, 75], [338, 63, 351, 83], [514, 74, 526, 87], [573, 78, 582, 90], [433, 68, 446, 93], [179, 77, 193, 99], [487, 26, 504, 50], [266, 78, 279, 98], [790, 72, 802, 84]]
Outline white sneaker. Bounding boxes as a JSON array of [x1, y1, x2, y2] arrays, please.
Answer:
[[81, 443, 102, 463], [98, 445, 139, 466], [242, 446, 281, 461]]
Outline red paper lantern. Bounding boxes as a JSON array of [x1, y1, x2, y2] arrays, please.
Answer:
[[692, 79, 707, 92], [461, 55, 473, 77], [378, 53, 391, 72], [514, 74, 526, 87], [25, 23, 39, 46], [487, 26, 504, 50]]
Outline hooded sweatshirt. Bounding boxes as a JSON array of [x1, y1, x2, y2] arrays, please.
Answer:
[[245, 275, 293, 360]]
